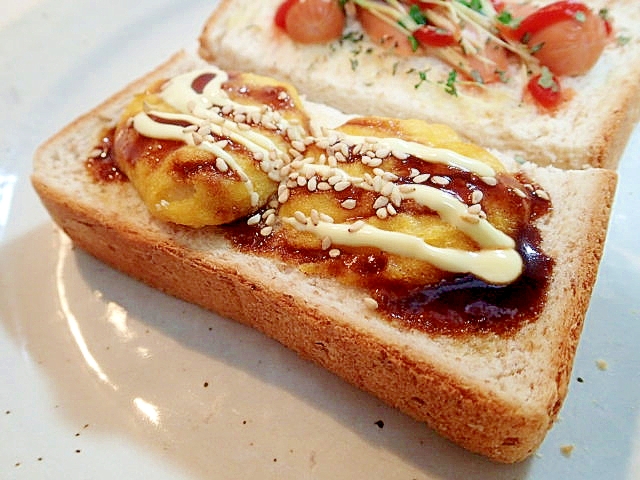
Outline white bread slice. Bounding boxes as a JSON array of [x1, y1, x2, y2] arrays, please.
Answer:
[[198, 0, 640, 170], [31, 50, 617, 463]]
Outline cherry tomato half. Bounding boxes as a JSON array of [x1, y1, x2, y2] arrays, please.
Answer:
[[514, 1, 590, 41], [275, 0, 298, 30], [275, 0, 345, 44]]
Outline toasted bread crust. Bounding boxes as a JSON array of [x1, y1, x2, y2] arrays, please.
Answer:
[[31, 51, 617, 463]]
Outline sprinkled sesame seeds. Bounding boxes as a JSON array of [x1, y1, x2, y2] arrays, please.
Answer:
[[260, 226, 273, 236], [413, 173, 430, 184], [341, 198, 357, 209], [348, 220, 366, 233], [216, 157, 229, 172], [535, 189, 550, 201], [373, 196, 389, 210], [334, 180, 351, 192], [328, 248, 341, 258], [364, 297, 379, 310], [431, 175, 450, 186], [247, 213, 261, 226]]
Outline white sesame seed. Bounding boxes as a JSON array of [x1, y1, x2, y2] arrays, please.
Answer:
[[535, 189, 550, 201], [392, 149, 409, 160], [364, 297, 378, 310], [297, 176, 307, 187], [262, 208, 276, 219], [513, 188, 527, 198], [278, 188, 290, 203], [413, 173, 430, 184], [327, 174, 341, 186], [247, 213, 261, 226], [319, 213, 335, 223], [216, 157, 229, 172], [381, 181, 394, 197], [334, 180, 351, 192], [481, 176, 498, 186], [317, 181, 332, 191], [329, 248, 341, 258], [321, 236, 332, 250], [431, 175, 450, 186], [390, 187, 403, 207], [468, 204, 482, 215], [310, 209, 320, 225], [294, 211, 308, 224], [250, 191, 260, 207], [260, 226, 273, 236], [399, 184, 416, 194], [307, 177, 318, 192], [367, 157, 383, 167], [386, 204, 397, 215], [192, 132, 203, 145], [471, 190, 484, 204], [348, 220, 366, 233], [292, 140, 306, 152], [376, 207, 388, 219], [265, 213, 276, 226], [375, 147, 391, 158], [373, 196, 389, 209], [197, 125, 211, 136], [341, 199, 357, 209]]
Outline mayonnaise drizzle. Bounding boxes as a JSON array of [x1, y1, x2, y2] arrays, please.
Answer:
[[129, 67, 525, 284], [284, 218, 521, 285]]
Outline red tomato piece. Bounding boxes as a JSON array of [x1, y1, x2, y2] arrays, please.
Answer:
[[413, 25, 457, 47], [527, 72, 562, 109], [275, 0, 298, 30], [514, 1, 590, 40], [491, 0, 505, 13]]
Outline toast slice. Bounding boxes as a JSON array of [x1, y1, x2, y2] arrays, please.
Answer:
[[31, 50, 616, 463], [198, 0, 640, 170]]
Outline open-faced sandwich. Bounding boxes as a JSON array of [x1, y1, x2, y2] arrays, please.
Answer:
[[199, 0, 640, 169], [31, 50, 617, 463]]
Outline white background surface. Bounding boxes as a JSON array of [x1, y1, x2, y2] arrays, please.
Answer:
[[0, 1, 639, 478]]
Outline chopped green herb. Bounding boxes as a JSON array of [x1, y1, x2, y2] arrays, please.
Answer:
[[574, 11, 586, 23], [408, 35, 420, 52], [538, 67, 558, 91], [497, 10, 521, 28], [456, 0, 483, 13], [414, 70, 428, 89], [409, 4, 427, 25], [617, 35, 631, 46], [444, 70, 458, 96], [350, 58, 359, 71], [530, 42, 544, 54]]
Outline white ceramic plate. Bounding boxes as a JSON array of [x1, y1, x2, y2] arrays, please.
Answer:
[[1, 1, 639, 478]]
